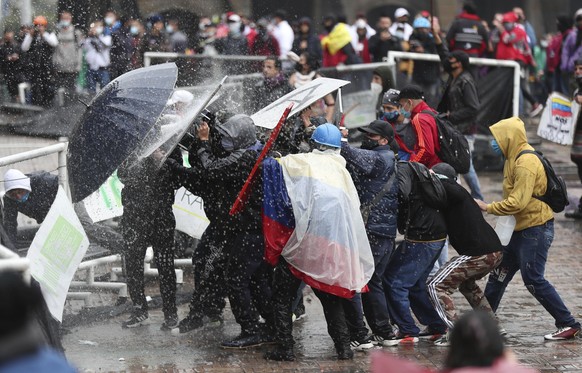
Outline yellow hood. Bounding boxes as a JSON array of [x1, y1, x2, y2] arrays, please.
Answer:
[[487, 117, 552, 230], [321, 23, 352, 55]]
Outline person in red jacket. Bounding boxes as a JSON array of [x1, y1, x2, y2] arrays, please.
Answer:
[[546, 15, 574, 95], [495, 12, 542, 117], [397, 84, 441, 168]]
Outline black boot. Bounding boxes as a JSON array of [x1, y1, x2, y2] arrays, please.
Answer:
[[566, 206, 582, 219], [221, 332, 263, 349], [336, 343, 354, 360], [264, 346, 296, 361]]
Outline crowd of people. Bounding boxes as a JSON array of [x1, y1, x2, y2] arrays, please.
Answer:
[[2, 1, 582, 371], [0, 1, 581, 112]]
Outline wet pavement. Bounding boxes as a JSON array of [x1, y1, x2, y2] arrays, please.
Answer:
[[60, 134, 582, 372]]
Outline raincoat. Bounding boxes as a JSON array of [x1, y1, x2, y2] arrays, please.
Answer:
[[486, 117, 553, 231], [262, 150, 374, 298]]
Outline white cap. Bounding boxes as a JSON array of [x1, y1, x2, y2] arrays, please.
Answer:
[[4, 169, 31, 193], [355, 19, 367, 29], [394, 8, 410, 19], [166, 90, 194, 106], [228, 14, 241, 23], [576, 8, 582, 19]]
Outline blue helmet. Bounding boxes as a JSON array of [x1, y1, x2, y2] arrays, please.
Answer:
[[311, 123, 342, 148]]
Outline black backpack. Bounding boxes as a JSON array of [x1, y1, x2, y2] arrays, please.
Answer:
[[407, 162, 448, 210], [421, 110, 471, 174], [516, 150, 569, 213]]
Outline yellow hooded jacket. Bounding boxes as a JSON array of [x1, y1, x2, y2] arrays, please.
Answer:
[[321, 23, 352, 55], [487, 117, 553, 231]]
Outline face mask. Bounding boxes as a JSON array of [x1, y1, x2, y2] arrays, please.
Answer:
[[371, 82, 383, 96], [166, 25, 174, 33], [399, 101, 412, 119], [229, 22, 241, 35], [491, 139, 503, 157], [443, 59, 454, 73], [95, 26, 104, 35], [130, 26, 139, 35], [361, 137, 380, 150], [104, 17, 114, 26], [381, 111, 399, 122], [221, 137, 235, 152], [19, 192, 30, 203], [60, 20, 71, 28]]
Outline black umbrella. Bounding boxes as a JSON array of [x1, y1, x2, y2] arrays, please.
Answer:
[[67, 63, 178, 202]]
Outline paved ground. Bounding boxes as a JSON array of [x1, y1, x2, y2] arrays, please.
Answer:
[[58, 133, 582, 373]]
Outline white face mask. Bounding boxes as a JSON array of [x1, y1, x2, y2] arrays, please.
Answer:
[[166, 25, 174, 33], [229, 22, 241, 35], [104, 17, 114, 26], [95, 26, 104, 35], [371, 82, 383, 95]]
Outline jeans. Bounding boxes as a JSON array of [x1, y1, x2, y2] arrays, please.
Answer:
[[461, 135, 484, 200], [485, 220, 580, 329], [345, 294, 369, 342], [384, 239, 448, 335], [362, 235, 394, 337], [86, 68, 110, 93], [429, 238, 449, 279]]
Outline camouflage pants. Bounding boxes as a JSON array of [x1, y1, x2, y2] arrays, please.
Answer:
[[427, 252, 503, 329]]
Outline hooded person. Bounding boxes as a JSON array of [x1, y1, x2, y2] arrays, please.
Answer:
[[380, 89, 416, 161], [426, 162, 503, 346], [291, 16, 322, 63], [263, 123, 374, 361], [546, 15, 574, 95], [446, 0, 489, 57], [561, 9, 582, 75], [166, 114, 274, 348], [371, 65, 395, 115], [339, 120, 399, 346], [475, 117, 581, 341]]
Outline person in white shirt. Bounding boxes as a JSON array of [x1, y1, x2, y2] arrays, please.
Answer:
[[83, 20, 112, 93], [350, 13, 376, 50], [271, 9, 294, 70], [389, 8, 413, 41]]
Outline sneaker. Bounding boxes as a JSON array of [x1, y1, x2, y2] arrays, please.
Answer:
[[172, 314, 203, 334], [529, 103, 544, 117], [160, 315, 179, 331], [418, 327, 445, 342], [499, 327, 508, 337], [565, 209, 582, 220], [221, 333, 263, 349], [292, 303, 307, 322], [121, 309, 148, 328], [544, 327, 580, 341], [433, 334, 450, 347], [382, 332, 419, 347], [350, 337, 375, 351], [370, 333, 395, 346]]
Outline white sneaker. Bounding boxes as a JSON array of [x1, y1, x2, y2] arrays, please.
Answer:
[[350, 338, 375, 351]]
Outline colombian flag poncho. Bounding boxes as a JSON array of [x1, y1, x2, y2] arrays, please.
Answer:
[[262, 151, 374, 298]]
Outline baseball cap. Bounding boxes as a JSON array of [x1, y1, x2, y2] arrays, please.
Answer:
[[167, 90, 194, 106], [394, 8, 410, 19], [358, 120, 395, 140], [382, 89, 401, 106], [502, 12, 518, 23], [227, 14, 241, 23], [4, 169, 31, 193], [398, 84, 424, 100]]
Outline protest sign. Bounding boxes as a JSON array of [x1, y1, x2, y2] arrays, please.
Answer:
[[537, 93, 577, 145]]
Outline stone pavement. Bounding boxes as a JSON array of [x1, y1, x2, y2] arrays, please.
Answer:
[[63, 135, 582, 372]]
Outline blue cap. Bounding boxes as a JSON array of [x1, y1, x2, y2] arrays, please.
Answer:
[[413, 17, 431, 29]]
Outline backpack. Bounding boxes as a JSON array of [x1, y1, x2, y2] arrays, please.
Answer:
[[516, 150, 569, 213], [421, 110, 471, 174], [407, 162, 447, 210]]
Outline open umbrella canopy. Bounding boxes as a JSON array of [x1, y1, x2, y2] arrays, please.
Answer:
[[67, 63, 178, 202]]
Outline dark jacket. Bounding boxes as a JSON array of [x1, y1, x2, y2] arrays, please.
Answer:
[[409, 31, 439, 85], [368, 32, 402, 63], [397, 162, 447, 241], [252, 74, 291, 113], [439, 178, 502, 256], [214, 35, 248, 55], [341, 143, 398, 238], [2, 172, 58, 244], [436, 42, 479, 134], [291, 31, 322, 63]]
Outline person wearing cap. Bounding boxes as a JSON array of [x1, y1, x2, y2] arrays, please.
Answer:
[[214, 13, 249, 70], [397, 84, 442, 168], [426, 162, 503, 346], [409, 17, 440, 108], [495, 11, 543, 117], [291, 17, 322, 64], [21, 15, 58, 107], [433, 23, 484, 200], [1, 169, 124, 254], [340, 120, 399, 347], [380, 89, 416, 161], [368, 14, 401, 64], [389, 8, 413, 42], [446, 1, 490, 58]]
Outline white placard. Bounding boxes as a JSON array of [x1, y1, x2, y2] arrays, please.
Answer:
[[27, 187, 89, 322], [173, 187, 209, 239], [82, 172, 124, 223], [537, 92, 577, 145]]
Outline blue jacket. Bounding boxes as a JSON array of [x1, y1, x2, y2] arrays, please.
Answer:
[[341, 143, 398, 238]]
